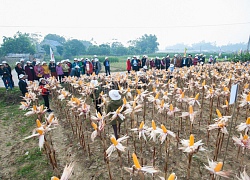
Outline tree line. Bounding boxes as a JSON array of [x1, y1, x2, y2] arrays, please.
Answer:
[[0, 32, 159, 58]]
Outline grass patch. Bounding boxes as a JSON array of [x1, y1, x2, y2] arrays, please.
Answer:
[[15, 147, 53, 179]]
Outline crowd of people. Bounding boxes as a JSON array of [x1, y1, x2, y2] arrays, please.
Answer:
[[125, 53, 218, 73], [0, 53, 220, 92]]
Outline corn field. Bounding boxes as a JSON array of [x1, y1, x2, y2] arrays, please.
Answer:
[[21, 62, 250, 180]]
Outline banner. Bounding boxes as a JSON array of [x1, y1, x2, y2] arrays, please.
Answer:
[[50, 47, 55, 61]]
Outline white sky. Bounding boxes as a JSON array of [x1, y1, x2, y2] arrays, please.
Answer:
[[0, 0, 250, 50]]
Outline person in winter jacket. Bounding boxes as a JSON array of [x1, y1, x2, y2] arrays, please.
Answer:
[[18, 74, 28, 96], [2, 61, 14, 87], [103, 57, 111, 76], [131, 56, 138, 71], [155, 57, 161, 70], [90, 80, 102, 114], [25, 61, 35, 81], [165, 55, 171, 70], [42, 62, 50, 79], [39, 78, 52, 112], [85, 59, 93, 76], [107, 90, 123, 139], [126, 57, 131, 73], [149, 58, 155, 69], [34, 61, 44, 80], [49, 60, 57, 78], [0, 63, 13, 90], [70, 65, 80, 77], [15, 62, 25, 77], [62, 60, 70, 77], [56, 62, 64, 83], [95, 58, 101, 75], [160, 57, 166, 70]]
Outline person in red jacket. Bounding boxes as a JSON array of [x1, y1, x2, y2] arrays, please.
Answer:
[[85, 59, 93, 76], [126, 57, 131, 73], [39, 78, 52, 112]]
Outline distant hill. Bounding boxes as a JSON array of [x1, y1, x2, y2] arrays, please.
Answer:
[[165, 41, 247, 52]]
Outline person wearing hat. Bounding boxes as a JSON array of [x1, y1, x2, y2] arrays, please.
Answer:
[[15, 62, 25, 77], [20, 58, 25, 69], [18, 74, 28, 96], [49, 60, 57, 79], [24, 61, 35, 81], [160, 57, 166, 70], [141, 55, 147, 68], [131, 56, 138, 72], [2, 61, 14, 87], [126, 57, 131, 73], [0, 63, 13, 91], [103, 57, 111, 76], [90, 79, 102, 114], [209, 55, 213, 64], [42, 62, 50, 79], [181, 55, 189, 68], [85, 58, 93, 76], [187, 54, 193, 67], [165, 54, 171, 70], [62, 60, 70, 77], [39, 78, 52, 112], [155, 57, 161, 70], [149, 58, 155, 69], [192, 56, 199, 66], [72, 58, 80, 68], [70, 65, 80, 77], [107, 90, 123, 139], [56, 62, 64, 83], [34, 61, 44, 80], [95, 58, 102, 75]]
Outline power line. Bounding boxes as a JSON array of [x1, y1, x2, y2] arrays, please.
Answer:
[[0, 22, 250, 29]]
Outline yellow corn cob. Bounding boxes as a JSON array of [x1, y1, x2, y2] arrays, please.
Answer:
[[110, 136, 118, 146], [123, 97, 127, 105], [247, 94, 250, 102], [181, 92, 185, 98], [189, 105, 193, 114], [51, 176, 60, 180], [36, 119, 42, 128], [33, 105, 37, 111], [40, 105, 44, 112], [161, 124, 168, 133], [160, 100, 164, 108], [133, 101, 136, 108], [132, 153, 141, 169], [168, 173, 176, 180], [155, 93, 160, 99], [170, 104, 174, 111], [136, 89, 141, 95], [116, 106, 122, 114], [152, 120, 156, 130], [243, 134, 249, 140], [91, 122, 97, 130], [195, 93, 200, 100], [139, 121, 144, 129], [127, 87, 131, 92], [216, 109, 222, 118], [36, 129, 44, 135], [225, 100, 228, 106], [153, 87, 156, 92], [189, 134, 194, 146], [202, 80, 206, 86], [246, 117, 250, 125], [244, 84, 249, 89], [97, 112, 102, 119], [214, 162, 223, 172], [48, 114, 54, 123]]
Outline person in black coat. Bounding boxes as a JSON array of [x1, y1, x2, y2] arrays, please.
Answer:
[[0, 63, 13, 90], [103, 57, 111, 76], [18, 74, 28, 96], [15, 62, 25, 77], [165, 55, 171, 70], [181, 56, 189, 67]]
